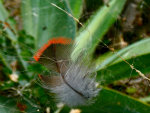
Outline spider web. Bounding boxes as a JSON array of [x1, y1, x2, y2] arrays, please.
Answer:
[[0, 0, 150, 113]]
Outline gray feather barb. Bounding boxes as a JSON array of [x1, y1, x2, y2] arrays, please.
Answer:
[[38, 45, 100, 106]]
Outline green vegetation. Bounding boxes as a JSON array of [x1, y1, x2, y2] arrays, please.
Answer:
[[0, 0, 150, 112]]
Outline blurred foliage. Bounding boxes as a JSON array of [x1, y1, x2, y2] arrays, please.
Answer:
[[0, 0, 150, 113]]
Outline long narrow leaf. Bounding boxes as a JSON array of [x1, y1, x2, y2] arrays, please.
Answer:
[[21, 0, 76, 50], [61, 87, 150, 113], [66, 0, 83, 19], [96, 38, 150, 85], [0, 1, 27, 70], [72, 0, 126, 59]]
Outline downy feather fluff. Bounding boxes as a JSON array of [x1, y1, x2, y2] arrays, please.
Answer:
[[35, 38, 100, 106], [39, 54, 100, 107]]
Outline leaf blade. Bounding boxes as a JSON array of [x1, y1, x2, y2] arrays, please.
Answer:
[[21, 0, 76, 50], [61, 87, 150, 113], [96, 38, 150, 85], [72, 0, 126, 59]]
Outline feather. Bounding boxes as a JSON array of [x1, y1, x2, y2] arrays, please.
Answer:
[[33, 37, 72, 72], [34, 37, 100, 106]]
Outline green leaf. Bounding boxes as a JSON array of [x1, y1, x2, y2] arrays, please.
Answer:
[[0, 1, 17, 41], [0, 95, 40, 113], [0, 52, 12, 72], [0, 96, 19, 113], [0, 2, 27, 70], [61, 87, 150, 113], [21, 0, 76, 50], [67, 0, 83, 19], [0, 0, 8, 21], [96, 38, 150, 85], [126, 87, 137, 94], [140, 96, 150, 103], [71, 0, 126, 59]]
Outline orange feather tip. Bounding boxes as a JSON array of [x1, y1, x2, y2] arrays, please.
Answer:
[[33, 37, 73, 61], [38, 74, 42, 79]]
